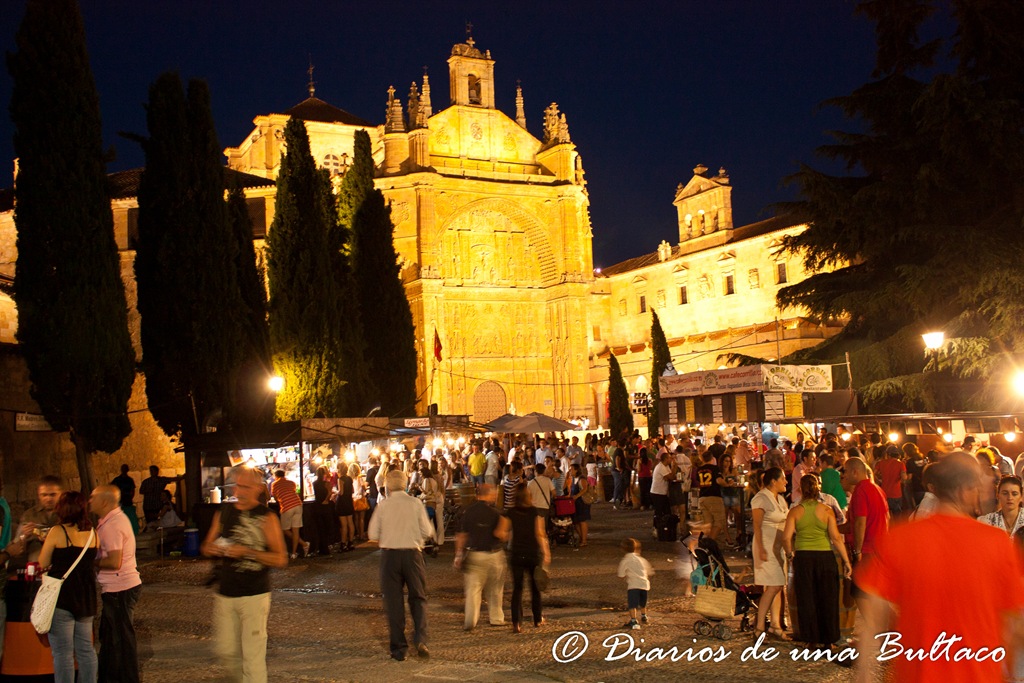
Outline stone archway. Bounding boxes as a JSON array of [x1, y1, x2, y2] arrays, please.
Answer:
[[473, 381, 507, 424]]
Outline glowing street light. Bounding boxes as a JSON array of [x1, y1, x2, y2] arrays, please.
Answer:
[[888, 432, 900, 443], [268, 375, 285, 393], [922, 332, 945, 350], [943, 433, 954, 443], [1006, 432, 1018, 443], [1014, 371, 1024, 396]]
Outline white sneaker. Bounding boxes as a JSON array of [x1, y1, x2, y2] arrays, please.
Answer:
[[289, 553, 298, 560]]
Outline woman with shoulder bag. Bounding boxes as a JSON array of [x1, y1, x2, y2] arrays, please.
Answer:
[[37, 491, 100, 683]]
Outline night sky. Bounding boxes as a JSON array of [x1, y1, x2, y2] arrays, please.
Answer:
[[0, 1, 882, 267]]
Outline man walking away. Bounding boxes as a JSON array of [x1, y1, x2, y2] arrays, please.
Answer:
[[455, 484, 510, 630], [90, 485, 141, 683], [201, 467, 288, 683], [368, 470, 435, 661]]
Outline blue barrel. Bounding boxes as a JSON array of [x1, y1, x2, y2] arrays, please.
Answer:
[[183, 528, 200, 557]]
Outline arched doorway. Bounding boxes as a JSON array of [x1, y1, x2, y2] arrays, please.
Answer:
[[473, 381, 507, 424]]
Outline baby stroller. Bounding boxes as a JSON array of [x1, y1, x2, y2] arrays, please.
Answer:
[[691, 540, 756, 639], [549, 496, 580, 548]]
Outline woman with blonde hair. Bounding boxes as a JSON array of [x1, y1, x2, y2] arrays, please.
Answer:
[[350, 463, 368, 541]]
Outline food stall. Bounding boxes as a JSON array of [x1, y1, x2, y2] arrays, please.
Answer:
[[184, 418, 393, 543]]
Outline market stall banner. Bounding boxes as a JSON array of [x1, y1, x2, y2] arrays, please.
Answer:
[[659, 364, 833, 398]]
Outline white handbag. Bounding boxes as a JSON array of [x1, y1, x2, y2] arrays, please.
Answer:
[[30, 529, 94, 634]]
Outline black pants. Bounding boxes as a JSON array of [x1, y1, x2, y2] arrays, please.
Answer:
[[793, 550, 840, 646], [99, 585, 141, 683], [312, 503, 334, 555], [380, 549, 428, 658], [510, 559, 542, 626], [639, 477, 653, 509], [651, 493, 671, 521]]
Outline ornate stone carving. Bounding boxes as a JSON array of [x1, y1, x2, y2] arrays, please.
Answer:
[[748, 268, 760, 289], [470, 122, 483, 140], [503, 132, 517, 153], [699, 275, 713, 299], [390, 200, 411, 225]]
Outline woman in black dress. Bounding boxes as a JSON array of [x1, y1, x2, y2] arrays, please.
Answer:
[[335, 467, 355, 551], [506, 483, 550, 633], [312, 466, 335, 555]]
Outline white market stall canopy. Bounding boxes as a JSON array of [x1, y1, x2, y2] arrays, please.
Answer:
[[659, 364, 833, 399]]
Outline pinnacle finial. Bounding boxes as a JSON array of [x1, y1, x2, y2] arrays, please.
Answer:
[[307, 56, 315, 98]]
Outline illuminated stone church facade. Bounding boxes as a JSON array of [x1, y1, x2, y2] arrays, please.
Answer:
[[0, 34, 842, 475]]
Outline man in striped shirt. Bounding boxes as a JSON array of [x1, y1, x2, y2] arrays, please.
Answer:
[[270, 470, 306, 560]]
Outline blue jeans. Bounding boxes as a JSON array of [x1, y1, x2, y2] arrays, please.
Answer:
[[612, 471, 624, 502], [50, 608, 97, 683]]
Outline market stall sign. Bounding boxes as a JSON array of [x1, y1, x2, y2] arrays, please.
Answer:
[[404, 417, 431, 428], [659, 364, 833, 398]]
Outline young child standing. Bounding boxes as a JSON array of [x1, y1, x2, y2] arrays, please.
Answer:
[[617, 537, 654, 629]]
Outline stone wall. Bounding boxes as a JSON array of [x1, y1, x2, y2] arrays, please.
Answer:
[[0, 348, 180, 511]]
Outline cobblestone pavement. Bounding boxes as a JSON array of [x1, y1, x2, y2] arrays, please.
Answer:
[[135, 503, 866, 683]]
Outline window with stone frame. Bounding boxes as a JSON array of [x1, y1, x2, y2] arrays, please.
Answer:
[[776, 261, 789, 284], [639, 295, 647, 314], [724, 274, 735, 296], [679, 285, 688, 305]]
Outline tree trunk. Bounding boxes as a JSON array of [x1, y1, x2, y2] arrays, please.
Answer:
[[73, 436, 95, 494]]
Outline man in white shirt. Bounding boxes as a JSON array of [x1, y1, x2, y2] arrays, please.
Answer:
[[650, 453, 674, 520], [485, 449, 503, 486], [368, 470, 435, 661], [535, 439, 553, 466], [529, 463, 556, 523], [566, 437, 584, 466]]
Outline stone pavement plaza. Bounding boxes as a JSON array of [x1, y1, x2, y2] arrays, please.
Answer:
[[134, 504, 860, 683]]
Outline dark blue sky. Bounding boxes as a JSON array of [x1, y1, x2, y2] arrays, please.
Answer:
[[1, 0, 881, 266]]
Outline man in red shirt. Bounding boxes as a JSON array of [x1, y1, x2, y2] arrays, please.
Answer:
[[270, 470, 306, 560], [874, 445, 908, 515], [854, 453, 1024, 683], [845, 457, 888, 601]]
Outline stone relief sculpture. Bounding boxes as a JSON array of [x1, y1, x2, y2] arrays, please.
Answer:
[[748, 268, 760, 289], [699, 275, 713, 299]]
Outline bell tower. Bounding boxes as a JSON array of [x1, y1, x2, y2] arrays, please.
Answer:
[[447, 26, 495, 108]]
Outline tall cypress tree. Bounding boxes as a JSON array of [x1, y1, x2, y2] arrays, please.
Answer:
[[349, 131, 417, 416], [226, 181, 274, 428], [649, 310, 671, 436], [135, 74, 250, 441], [8, 0, 135, 492], [268, 117, 368, 418], [608, 353, 633, 442]]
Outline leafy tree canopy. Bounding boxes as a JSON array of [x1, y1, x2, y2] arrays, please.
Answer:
[[776, 0, 1024, 412]]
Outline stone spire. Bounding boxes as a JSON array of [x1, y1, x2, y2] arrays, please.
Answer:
[[419, 67, 433, 121], [307, 58, 315, 98], [515, 80, 526, 129], [407, 82, 420, 130], [385, 85, 405, 133]]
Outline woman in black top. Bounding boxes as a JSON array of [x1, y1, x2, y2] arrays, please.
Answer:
[[38, 491, 100, 683], [336, 467, 355, 551], [312, 467, 335, 555], [506, 483, 550, 633]]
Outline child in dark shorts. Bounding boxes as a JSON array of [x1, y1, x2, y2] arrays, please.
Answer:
[[617, 537, 654, 629]]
